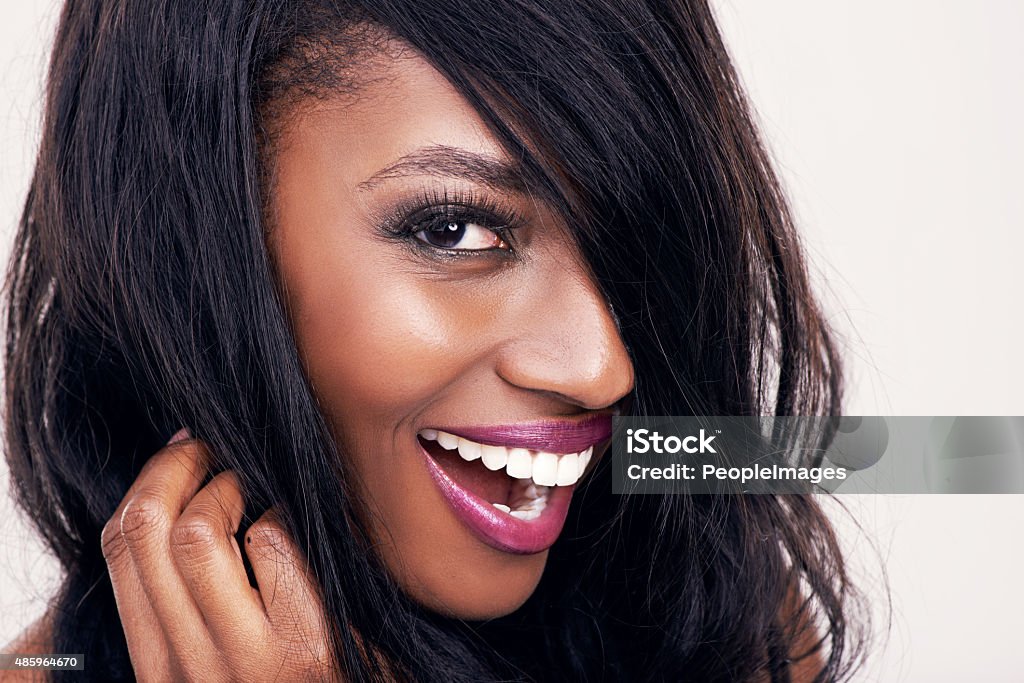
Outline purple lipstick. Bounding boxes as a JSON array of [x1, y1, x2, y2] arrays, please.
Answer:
[[417, 414, 611, 554]]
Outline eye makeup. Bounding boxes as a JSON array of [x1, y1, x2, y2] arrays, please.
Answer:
[[374, 186, 528, 261]]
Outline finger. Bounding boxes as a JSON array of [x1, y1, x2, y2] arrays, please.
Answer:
[[245, 510, 331, 665], [102, 516, 172, 678], [104, 430, 197, 531], [100, 430, 197, 677], [173, 470, 269, 650], [117, 437, 215, 664]]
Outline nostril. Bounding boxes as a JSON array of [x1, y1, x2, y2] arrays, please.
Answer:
[[494, 336, 635, 412], [494, 267, 636, 410]]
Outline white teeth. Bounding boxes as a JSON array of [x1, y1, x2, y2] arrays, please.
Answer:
[[532, 451, 559, 487], [578, 446, 593, 476], [437, 431, 459, 450], [457, 438, 482, 462], [510, 509, 542, 521], [418, 429, 597, 487], [556, 452, 580, 486], [506, 484, 551, 520], [505, 448, 533, 479], [492, 503, 511, 513], [480, 444, 508, 471], [520, 495, 547, 512]]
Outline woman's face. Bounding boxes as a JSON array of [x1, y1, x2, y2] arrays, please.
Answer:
[[268, 48, 634, 619]]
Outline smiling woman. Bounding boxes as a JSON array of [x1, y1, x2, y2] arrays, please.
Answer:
[[267, 50, 634, 617], [3, 1, 863, 681]]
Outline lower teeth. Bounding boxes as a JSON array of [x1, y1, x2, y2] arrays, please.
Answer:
[[492, 481, 550, 520]]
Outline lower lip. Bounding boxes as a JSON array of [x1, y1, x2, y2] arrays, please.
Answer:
[[420, 441, 576, 555]]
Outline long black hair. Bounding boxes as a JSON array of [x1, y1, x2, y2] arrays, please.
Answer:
[[4, 1, 865, 680]]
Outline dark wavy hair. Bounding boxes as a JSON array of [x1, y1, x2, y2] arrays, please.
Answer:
[[4, 0, 865, 680]]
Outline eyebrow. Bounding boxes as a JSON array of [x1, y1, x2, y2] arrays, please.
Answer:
[[357, 145, 530, 194]]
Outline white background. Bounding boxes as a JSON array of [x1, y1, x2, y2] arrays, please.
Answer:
[[1, 2, 1022, 680]]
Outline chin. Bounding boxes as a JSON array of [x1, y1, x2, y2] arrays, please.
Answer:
[[399, 549, 550, 621]]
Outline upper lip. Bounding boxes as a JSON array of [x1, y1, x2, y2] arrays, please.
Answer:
[[427, 413, 613, 453]]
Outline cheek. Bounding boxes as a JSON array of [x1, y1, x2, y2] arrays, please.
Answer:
[[280, 240, 501, 428], [299, 277, 451, 417]]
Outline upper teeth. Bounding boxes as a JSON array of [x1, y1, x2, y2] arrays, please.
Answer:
[[419, 429, 594, 487]]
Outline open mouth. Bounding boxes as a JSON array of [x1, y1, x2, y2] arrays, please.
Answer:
[[419, 429, 592, 519], [417, 424, 603, 555]]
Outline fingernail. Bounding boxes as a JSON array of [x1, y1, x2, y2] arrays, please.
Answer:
[[167, 427, 191, 445]]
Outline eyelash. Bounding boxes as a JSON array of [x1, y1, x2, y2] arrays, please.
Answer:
[[380, 188, 524, 258]]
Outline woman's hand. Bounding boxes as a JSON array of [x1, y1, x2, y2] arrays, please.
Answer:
[[100, 433, 337, 682]]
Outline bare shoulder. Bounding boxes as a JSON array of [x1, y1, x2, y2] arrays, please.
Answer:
[[0, 612, 55, 683]]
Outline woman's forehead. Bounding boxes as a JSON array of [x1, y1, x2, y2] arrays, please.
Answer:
[[271, 48, 511, 197]]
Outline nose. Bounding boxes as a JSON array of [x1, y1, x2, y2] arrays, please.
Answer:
[[495, 262, 635, 411]]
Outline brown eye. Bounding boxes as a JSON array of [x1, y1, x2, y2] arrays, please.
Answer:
[[414, 219, 509, 251]]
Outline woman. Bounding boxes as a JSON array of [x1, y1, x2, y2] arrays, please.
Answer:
[[3, 0, 864, 680]]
